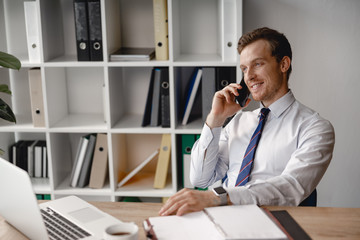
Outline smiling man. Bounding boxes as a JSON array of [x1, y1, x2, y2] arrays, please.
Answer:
[[159, 27, 335, 216]]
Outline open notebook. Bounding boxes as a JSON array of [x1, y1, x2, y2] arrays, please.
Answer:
[[145, 204, 288, 240], [0, 157, 122, 239]]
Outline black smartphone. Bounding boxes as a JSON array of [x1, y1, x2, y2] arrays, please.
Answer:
[[235, 77, 250, 107]]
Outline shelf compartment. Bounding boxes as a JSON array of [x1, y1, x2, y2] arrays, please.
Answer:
[[174, 67, 204, 129], [105, 0, 156, 61], [4, 67, 44, 130], [171, 0, 241, 63], [45, 67, 107, 130], [112, 133, 174, 197], [108, 66, 170, 131], [50, 132, 111, 193], [40, 0, 79, 63], [2, 0, 41, 63]]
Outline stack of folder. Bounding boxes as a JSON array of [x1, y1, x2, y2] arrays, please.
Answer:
[[9, 140, 48, 178], [70, 133, 108, 189], [73, 0, 103, 61], [142, 68, 170, 128]]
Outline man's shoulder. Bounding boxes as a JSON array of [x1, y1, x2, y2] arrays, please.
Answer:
[[292, 100, 334, 131]]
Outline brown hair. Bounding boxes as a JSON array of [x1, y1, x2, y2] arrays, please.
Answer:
[[238, 27, 292, 80]]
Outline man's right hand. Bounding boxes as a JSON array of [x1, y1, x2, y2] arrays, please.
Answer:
[[206, 83, 251, 128]]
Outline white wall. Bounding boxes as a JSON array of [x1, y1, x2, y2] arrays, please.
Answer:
[[243, 0, 360, 207]]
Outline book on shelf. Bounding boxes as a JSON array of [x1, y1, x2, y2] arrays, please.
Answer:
[[87, 0, 103, 61], [8, 140, 47, 178], [117, 149, 159, 188], [77, 134, 97, 188], [27, 140, 38, 177], [153, 134, 171, 189], [28, 68, 45, 127], [109, 47, 155, 61], [182, 68, 203, 125], [17, 141, 34, 172], [89, 133, 108, 189], [34, 140, 47, 178], [42, 142, 48, 178], [70, 135, 90, 187], [9, 140, 24, 166], [153, 0, 169, 60], [24, 1, 41, 62]]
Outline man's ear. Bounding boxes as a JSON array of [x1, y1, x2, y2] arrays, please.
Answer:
[[280, 56, 291, 73]]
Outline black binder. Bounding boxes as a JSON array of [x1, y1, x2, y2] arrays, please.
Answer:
[[74, 0, 90, 61], [87, 0, 103, 61], [142, 68, 156, 127], [215, 67, 236, 90], [160, 68, 170, 128], [150, 69, 161, 127]]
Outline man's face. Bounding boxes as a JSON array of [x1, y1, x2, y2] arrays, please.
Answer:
[[239, 39, 289, 107]]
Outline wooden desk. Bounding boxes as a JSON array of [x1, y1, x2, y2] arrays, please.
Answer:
[[1, 202, 360, 240]]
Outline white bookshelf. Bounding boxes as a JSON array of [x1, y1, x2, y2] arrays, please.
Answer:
[[0, 0, 242, 201]]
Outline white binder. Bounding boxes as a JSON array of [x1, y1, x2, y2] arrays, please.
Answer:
[[24, 2, 41, 63], [220, 0, 237, 62]]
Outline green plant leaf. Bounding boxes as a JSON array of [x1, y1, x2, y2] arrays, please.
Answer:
[[0, 84, 12, 95], [0, 51, 21, 70], [0, 98, 16, 123]]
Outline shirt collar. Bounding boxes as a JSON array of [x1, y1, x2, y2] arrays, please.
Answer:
[[260, 90, 296, 118]]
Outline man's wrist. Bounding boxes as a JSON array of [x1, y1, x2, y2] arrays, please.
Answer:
[[206, 113, 225, 129], [212, 186, 228, 206]]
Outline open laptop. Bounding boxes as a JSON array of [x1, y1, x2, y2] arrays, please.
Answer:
[[0, 157, 123, 239]]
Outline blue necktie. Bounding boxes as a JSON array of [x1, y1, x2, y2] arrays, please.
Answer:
[[235, 108, 270, 186]]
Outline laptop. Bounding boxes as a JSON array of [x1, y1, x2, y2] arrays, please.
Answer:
[[0, 157, 123, 239]]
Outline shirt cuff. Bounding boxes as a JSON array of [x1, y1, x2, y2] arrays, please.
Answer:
[[226, 186, 257, 205], [199, 123, 222, 148]]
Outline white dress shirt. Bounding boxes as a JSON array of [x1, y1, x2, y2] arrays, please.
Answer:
[[190, 90, 335, 206]]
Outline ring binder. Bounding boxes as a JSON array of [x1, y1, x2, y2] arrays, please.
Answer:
[[87, 0, 103, 61], [74, 0, 90, 61]]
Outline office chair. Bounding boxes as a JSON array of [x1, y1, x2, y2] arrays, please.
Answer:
[[299, 189, 317, 207]]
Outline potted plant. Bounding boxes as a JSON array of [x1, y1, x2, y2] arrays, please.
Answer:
[[0, 51, 21, 154]]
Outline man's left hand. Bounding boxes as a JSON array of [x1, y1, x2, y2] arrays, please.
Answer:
[[158, 188, 220, 216]]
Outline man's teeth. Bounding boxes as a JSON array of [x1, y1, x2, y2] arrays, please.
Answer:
[[252, 83, 262, 89]]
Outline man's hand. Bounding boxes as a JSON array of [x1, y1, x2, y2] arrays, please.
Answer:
[[158, 188, 220, 216], [206, 83, 251, 128]]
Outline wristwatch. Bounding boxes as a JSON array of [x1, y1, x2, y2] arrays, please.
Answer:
[[212, 186, 228, 206]]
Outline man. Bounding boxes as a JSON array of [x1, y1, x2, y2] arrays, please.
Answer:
[[159, 27, 335, 216]]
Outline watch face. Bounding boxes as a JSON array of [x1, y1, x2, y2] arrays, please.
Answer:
[[214, 186, 227, 195]]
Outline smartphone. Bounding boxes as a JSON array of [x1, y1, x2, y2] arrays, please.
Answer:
[[235, 77, 250, 107]]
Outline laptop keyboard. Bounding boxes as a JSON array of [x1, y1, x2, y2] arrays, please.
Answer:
[[41, 207, 91, 240]]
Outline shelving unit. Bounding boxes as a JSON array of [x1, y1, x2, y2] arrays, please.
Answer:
[[0, 0, 242, 202]]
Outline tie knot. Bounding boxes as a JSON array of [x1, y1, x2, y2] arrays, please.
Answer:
[[260, 108, 270, 118]]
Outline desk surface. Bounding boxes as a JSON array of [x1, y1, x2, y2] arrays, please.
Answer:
[[1, 202, 360, 240]]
